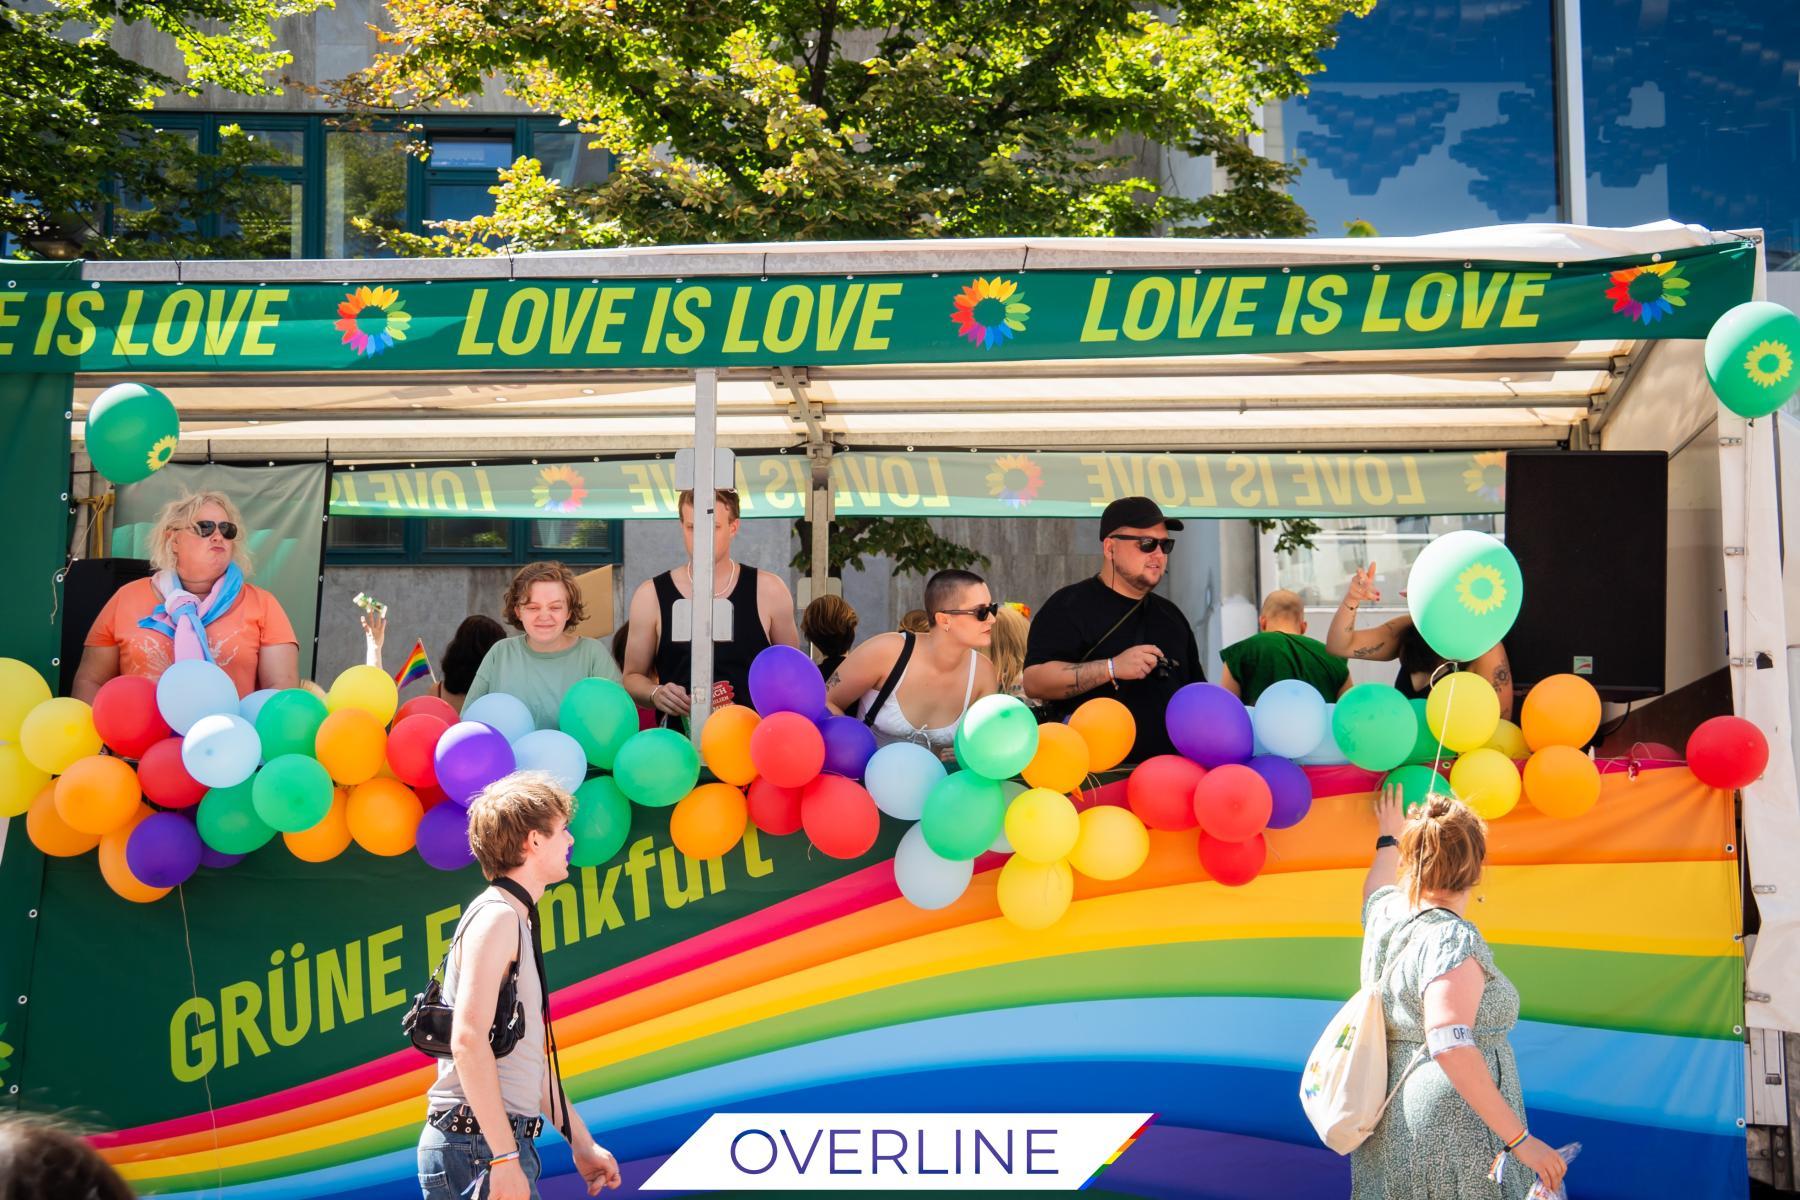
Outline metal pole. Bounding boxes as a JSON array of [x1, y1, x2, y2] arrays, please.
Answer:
[[1553, 0, 1589, 225], [689, 368, 718, 746]]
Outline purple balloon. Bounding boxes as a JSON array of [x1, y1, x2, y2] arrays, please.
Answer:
[[126, 812, 203, 888], [748, 645, 828, 721], [1166, 683, 1254, 767], [417, 801, 476, 871], [435, 721, 518, 805], [198, 845, 246, 870], [820, 716, 878, 781], [1248, 754, 1314, 829]]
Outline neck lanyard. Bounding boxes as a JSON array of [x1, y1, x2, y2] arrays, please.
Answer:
[[491, 878, 572, 1142]]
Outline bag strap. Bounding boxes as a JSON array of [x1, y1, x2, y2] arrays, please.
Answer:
[[1080, 593, 1148, 663], [1360, 903, 1459, 1134], [1368, 903, 1453, 991], [492, 876, 572, 1144], [861, 631, 916, 727], [427, 894, 515, 986]]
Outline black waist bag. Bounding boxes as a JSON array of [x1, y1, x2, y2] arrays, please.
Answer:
[[401, 908, 526, 1060]]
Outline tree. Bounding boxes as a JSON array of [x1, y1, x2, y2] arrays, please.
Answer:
[[792, 516, 989, 580]]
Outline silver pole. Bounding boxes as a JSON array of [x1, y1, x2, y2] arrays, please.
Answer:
[[689, 368, 718, 746], [1553, 0, 1589, 225]]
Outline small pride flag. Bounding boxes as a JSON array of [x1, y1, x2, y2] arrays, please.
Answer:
[[394, 639, 433, 688]]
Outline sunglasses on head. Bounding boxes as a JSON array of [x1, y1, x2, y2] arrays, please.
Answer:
[[1108, 534, 1175, 555], [940, 603, 1002, 621], [190, 520, 239, 540]]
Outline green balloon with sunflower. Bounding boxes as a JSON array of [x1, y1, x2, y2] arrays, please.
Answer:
[[1706, 301, 1800, 419], [1406, 530, 1524, 663], [85, 381, 180, 485]]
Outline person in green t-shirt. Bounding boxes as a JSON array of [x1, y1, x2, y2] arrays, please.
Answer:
[[1218, 589, 1350, 705], [464, 561, 622, 731]]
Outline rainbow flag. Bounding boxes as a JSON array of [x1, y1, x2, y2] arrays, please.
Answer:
[[393, 639, 432, 688]]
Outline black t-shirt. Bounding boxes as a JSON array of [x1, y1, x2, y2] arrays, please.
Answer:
[[1024, 576, 1203, 762]]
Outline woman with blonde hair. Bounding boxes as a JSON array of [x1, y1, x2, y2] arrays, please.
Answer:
[[987, 602, 1031, 701], [464, 560, 621, 730], [73, 491, 299, 700]]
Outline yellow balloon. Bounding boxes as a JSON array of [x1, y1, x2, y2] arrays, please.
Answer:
[[1003, 787, 1081, 864], [1449, 748, 1521, 820], [327, 665, 400, 726], [1483, 719, 1529, 760], [0, 743, 52, 818], [996, 856, 1074, 930], [1068, 805, 1150, 881], [0, 659, 53, 742], [1425, 673, 1500, 754], [19, 697, 102, 774]]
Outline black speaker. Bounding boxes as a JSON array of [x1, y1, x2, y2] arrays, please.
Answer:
[[1503, 450, 1667, 701], [59, 558, 153, 694]]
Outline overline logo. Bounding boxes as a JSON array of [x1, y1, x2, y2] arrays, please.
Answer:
[[644, 1113, 1154, 1191]]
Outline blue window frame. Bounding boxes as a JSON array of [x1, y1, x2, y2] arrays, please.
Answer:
[[325, 514, 621, 566]]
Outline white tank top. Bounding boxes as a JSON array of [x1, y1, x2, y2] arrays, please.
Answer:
[[425, 893, 545, 1118], [859, 644, 980, 752]]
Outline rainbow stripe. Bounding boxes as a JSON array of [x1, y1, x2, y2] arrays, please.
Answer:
[[393, 640, 431, 688], [93, 766, 1745, 1199]]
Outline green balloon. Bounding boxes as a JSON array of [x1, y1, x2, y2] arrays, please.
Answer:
[[1405, 698, 1455, 766], [197, 779, 276, 855], [570, 776, 634, 867], [560, 677, 641, 770], [1706, 301, 1800, 419], [920, 770, 1005, 861], [953, 695, 1041, 781], [1405, 530, 1523, 663], [1332, 684, 1416, 772], [86, 382, 180, 485], [1384, 764, 1454, 815], [252, 754, 335, 833], [611, 728, 699, 808], [256, 689, 329, 759]]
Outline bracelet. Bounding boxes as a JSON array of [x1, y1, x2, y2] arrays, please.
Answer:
[[648, 683, 665, 706], [1106, 658, 1117, 688], [489, 1150, 521, 1167], [1502, 1128, 1529, 1153]]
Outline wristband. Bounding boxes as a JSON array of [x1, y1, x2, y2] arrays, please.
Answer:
[[1425, 1023, 1474, 1058], [649, 683, 665, 706], [489, 1150, 521, 1167], [1503, 1128, 1529, 1152], [1106, 658, 1117, 688], [1375, 834, 1398, 850]]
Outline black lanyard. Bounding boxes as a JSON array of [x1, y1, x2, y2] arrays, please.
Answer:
[[492, 877, 572, 1142]]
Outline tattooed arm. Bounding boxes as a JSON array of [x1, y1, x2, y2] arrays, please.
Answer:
[[1325, 562, 1411, 660], [824, 633, 903, 716], [1470, 642, 1515, 720], [1022, 657, 1116, 701]]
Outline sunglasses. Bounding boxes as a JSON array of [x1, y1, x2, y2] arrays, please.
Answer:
[[940, 603, 1002, 621], [1108, 534, 1175, 555], [190, 520, 239, 540]]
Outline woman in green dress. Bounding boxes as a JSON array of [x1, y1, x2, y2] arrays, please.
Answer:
[[1352, 787, 1568, 1198]]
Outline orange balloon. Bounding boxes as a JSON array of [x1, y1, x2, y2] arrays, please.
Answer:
[[54, 754, 142, 835], [98, 805, 171, 903], [26, 783, 99, 857], [1522, 745, 1602, 819], [1022, 722, 1091, 794], [1069, 698, 1136, 772], [700, 705, 760, 786], [315, 708, 388, 785], [346, 778, 424, 856], [1521, 674, 1602, 751], [669, 782, 749, 860], [286, 789, 353, 862]]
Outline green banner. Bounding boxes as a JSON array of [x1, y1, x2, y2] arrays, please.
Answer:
[[330, 449, 1510, 521], [0, 242, 1755, 373]]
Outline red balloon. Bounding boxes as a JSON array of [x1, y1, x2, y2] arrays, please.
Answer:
[[417, 783, 451, 811], [1192, 763, 1273, 841], [1127, 754, 1205, 831], [1687, 716, 1770, 790], [1200, 831, 1266, 886], [387, 715, 449, 788], [749, 712, 825, 789], [137, 737, 207, 809], [92, 675, 172, 760], [395, 694, 459, 728], [800, 774, 880, 859], [746, 778, 803, 835]]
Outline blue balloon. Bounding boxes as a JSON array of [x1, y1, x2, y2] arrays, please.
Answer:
[[156, 660, 239, 734], [512, 729, 587, 791], [181, 713, 262, 788], [1298, 705, 1351, 765], [820, 716, 878, 781], [863, 741, 946, 820], [748, 645, 828, 720], [239, 688, 278, 725], [1165, 683, 1253, 767], [1248, 754, 1313, 829], [463, 693, 535, 743], [1252, 679, 1329, 759], [894, 824, 974, 910]]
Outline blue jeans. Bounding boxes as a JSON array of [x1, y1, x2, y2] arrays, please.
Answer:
[[418, 1114, 542, 1200]]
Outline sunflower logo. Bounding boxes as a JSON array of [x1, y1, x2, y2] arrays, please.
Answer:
[[1604, 261, 1689, 326], [0, 1022, 12, 1090], [951, 277, 1030, 349], [1461, 451, 1506, 504], [334, 286, 412, 358], [1744, 339, 1795, 390], [531, 465, 588, 513], [985, 454, 1043, 509], [1455, 562, 1507, 616], [146, 434, 178, 474]]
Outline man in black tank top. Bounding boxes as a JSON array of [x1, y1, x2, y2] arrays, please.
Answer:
[[620, 487, 801, 725]]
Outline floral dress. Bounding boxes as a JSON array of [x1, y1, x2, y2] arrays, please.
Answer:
[[1350, 885, 1532, 1200]]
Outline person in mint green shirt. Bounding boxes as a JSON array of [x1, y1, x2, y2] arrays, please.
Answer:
[[1218, 589, 1350, 705], [464, 561, 622, 730]]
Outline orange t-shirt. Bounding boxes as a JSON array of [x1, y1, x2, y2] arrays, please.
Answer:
[[85, 577, 299, 698]]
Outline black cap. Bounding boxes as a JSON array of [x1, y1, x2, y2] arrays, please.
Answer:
[[1099, 496, 1184, 538]]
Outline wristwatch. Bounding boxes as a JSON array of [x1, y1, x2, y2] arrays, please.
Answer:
[[1375, 835, 1399, 850]]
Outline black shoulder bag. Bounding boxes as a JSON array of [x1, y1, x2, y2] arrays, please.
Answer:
[[859, 631, 916, 726], [401, 891, 527, 1061]]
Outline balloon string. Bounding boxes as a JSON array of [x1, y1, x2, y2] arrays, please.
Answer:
[[176, 884, 225, 1198]]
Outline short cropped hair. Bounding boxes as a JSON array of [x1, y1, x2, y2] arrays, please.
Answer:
[[442, 614, 507, 695], [466, 771, 575, 880], [501, 561, 586, 632], [1260, 589, 1305, 625], [677, 488, 741, 521], [801, 595, 858, 656], [924, 569, 986, 622], [151, 490, 254, 575], [1398, 794, 1487, 907]]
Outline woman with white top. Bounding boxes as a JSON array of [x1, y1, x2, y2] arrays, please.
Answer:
[[825, 570, 1000, 757]]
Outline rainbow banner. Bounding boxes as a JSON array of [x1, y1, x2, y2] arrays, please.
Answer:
[[6, 764, 1744, 1198], [393, 640, 432, 689]]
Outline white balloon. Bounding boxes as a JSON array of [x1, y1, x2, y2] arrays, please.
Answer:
[[182, 713, 262, 788], [894, 823, 974, 910], [463, 693, 536, 744], [863, 742, 946, 821], [156, 659, 239, 735], [513, 729, 587, 792], [239, 688, 278, 725]]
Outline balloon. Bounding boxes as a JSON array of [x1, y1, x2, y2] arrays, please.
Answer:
[[435, 721, 517, 805], [253, 753, 335, 833], [285, 790, 352, 862], [1252, 679, 1330, 759], [1068, 805, 1150, 880], [1520, 674, 1602, 751], [570, 776, 633, 866], [99, 807, 172, 903], [311, 709, 387, 786], [1687, 715, 1770, 790], [748, 644, 829, 720], [27, 784, 98, 856], [1192, 763, 1273, 842], [1166, 683, 1254, 767], [1126, 754, 1205, 831], [996, 856, 1074, 930], [1384, 763, 1454, 815], [1523, 746, 1601, 819], [1200, 831, 1266, 886], [138, 737, 207, 808], [198, 845, 246, 869], [1706, 301, 1800, 418], [1298, 706, 1351, 766], [1068, 698, 1136, 772], [239, 688, 278, 725], [53, 754, 140, 835], [1449, 748, 1521, 820], [613, 728, 702, 808], [1022, 723, 1090, 794], [1332, 684, 1416, 772], [180, 713, 262, 789], [559, 678, 640, 770], [197, 780, 276, 855], [346, 778, 424, 855], [256, 689, 329, 759], [1483, 719, 1529, 760], [1406, 530, 1523, 662], [864, 742, 947, 821], [155, 661, 238, 735], [19, 697, 102, 774], [127, 811, 204, 887], [0, 744, 51, 818], [1405, 699, 1449, 765], [513, 729, 588, 792], [992, 781, 1024, 853], [1425, 672, 1500, 755], [819, 716, 878, 781], [894, 824, 974, 910], [1003, 787, 1080, 863], [954, 695, 1041, 781], [92, 675, 171, 759], [0, 658, 53, 742], [416, 799, 476, 871], [84, 381, 180, 484], [671, 783, 749, 860], [700, 704, 760, 785], [396, 694, 460, 726], [387, 714, 449, 788], [748, 712, 825, 790], [1248, 754, 1313, 829], [464, 693, 536, 744], [746, 777, 804, 836], [920, 770, 1005, 861], [327, 664, 400, 725], [801, 774, 881, 859]]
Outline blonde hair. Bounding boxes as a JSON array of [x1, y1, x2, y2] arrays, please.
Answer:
[[501, 561, 587, 632], [1397, 794, 1487, 907], [988, 604, 1029, 695], [466, 771, 575, 879], [150, 491, 253, 575], [898, 609, 930, 635]]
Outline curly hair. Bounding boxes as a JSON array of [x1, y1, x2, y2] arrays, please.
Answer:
[[500, 561, 586, 633], [1398, 794, 1488, 907], [150, 491, 254, 576]]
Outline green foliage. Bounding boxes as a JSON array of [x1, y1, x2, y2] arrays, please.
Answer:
[[793, 517, 990, 580], [1252, 516, 1322, 556]]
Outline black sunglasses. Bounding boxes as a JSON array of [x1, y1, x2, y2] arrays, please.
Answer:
[[940, 603, 1002, 621], [1108, 534, 1175, 554], [191, 520, 239, 540]]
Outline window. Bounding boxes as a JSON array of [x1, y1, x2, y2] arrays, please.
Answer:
[[218, 125, 306, 258], [326, 515, 621, 565], [326, 126, 408, 258]]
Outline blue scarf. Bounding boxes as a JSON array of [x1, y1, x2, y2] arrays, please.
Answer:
[[138, 562, 245, 663]]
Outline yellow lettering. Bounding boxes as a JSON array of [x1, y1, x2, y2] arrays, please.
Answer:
[[763, 284, 813, 355], [642, 287, 671, 354], [882, 457, 920, 508], [1355, 457, 1394, 506], [170, 996, 216, 1083], [1276, 275, 1306, 337], [1302, 276, 1347, 336], [853, 282, 901, 351], [1080, 279, 1119, 342], [723, 287, 759, 353], [923, 457, 951, 509], [459, 289, 495, 355], [151, 289, 203, 357], [241, 288, 287, 356], [33, 291, 63, 356], [1460, 271, 1509, 329], [113, 291, 152, 356], [1362, 275, 1401, 333], [549, 287, 597, 355], [1218, 277, 1266, 337], [498, 287, 548, 356], [1500, 272, 1551, 329], [1227, 458, 1261, 507], [1189, 457, 1217, 507], [203, 289, 254, 355], [815, 284, 864, 352], [1082, 455, 1114, 505], [1178, 277, 1227, 338], [586, 287, 633, 355], [57, 290, 101, 357], [426, 905, 461, 971], [1404, 272, 1456, 332], [367, 925, 407, 1013], [219, 980, 270, 1069], [1289, 456, 1322, 508], [1122, 278, 1174, 342], [0, 293, 22, 354], [1397, 457, 1426, 505], [667, 287, 709, 354]]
